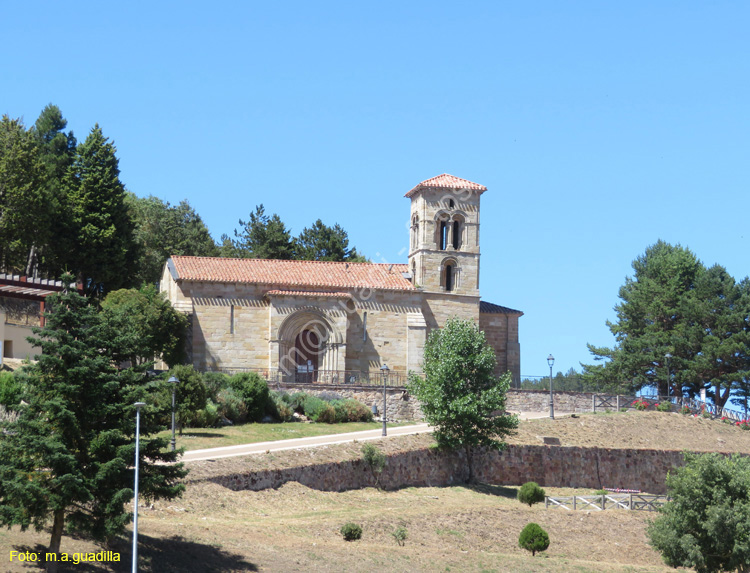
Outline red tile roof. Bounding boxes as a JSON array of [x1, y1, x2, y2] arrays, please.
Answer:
[[405, 173, 487, 197], [169, 257, 415, 291]]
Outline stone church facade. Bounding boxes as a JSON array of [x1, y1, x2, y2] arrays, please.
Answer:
[[161, 174, 522, 384]]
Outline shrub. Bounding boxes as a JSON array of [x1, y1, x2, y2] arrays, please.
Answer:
[[593, 489, 608, 496], [362, 443, 386, 487], [267, 391, 294, 422], [391, 526, 407, 546], [289, 392, 308, 412], [317, 390, 343, 402], [192, 399, 220, 428], [228, 372, 269, 422], [656, 402, 672, 412], [0, 371, 23, 407], [217, 387, 248, 424], [517, 482, 546, 506], [166, 365, 207, 432], [301, 395, 327, 419], [632, 398, 649, 411], [341, 399, 373, 422], [314, 403, 337, 424], [680, 406, 692, 415], [340, 522, 362, 541], [202, 371, 230, 401], [519, 523, 550, 556]]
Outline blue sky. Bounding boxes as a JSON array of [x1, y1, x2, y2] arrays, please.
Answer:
[[4, 2, 749, 377]]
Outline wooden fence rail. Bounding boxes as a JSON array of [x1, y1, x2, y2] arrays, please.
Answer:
[[545, 494, 669, 511]]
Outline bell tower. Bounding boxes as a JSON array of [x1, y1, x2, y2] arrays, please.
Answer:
[[406, 174, 485, 296]]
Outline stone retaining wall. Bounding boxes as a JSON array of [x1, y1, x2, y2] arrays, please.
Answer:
[[274, 385, 620, 421], [195, 443, 687, 495]]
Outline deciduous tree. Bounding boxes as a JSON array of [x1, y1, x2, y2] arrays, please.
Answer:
[[408, 318, 518, 483], [647, 452, 750, 573]]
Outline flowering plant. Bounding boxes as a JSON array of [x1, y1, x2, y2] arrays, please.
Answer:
[[632, 399, 649, 411]]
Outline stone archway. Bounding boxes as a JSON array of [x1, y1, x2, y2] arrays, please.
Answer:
[[276, 309, 343, 380]]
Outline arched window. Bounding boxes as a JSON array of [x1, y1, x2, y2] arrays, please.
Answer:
[[445, 262, 455, 292], [452, 221, 460, 249], [449, 199, 455, 208], [439, 221, 447, 250], [411, 215, 419, 250]]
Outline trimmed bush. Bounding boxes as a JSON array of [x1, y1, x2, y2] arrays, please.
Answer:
[[517, 482, 546, 507], [519, 522, 550, 556], [217, 387, 248, 424], [202, 371, 230, 401], [267, 391, 294, 422], [192, 399, 220, 428], [314, 403, 337, 424], [656, 401, 672, 412], [229, 372, 269, 422], [340, 522, 362, 541]]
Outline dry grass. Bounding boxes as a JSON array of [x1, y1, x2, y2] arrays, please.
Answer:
[[3, 410, 740, 572]]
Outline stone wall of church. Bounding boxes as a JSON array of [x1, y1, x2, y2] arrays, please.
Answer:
[[421, 292, 480, 332], [480, 311, 521, 383]]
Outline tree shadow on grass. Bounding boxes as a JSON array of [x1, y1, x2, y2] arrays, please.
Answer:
[[462, 483, 519, 499], [180, 432, 227, 439], [12, 534, 257, 572]]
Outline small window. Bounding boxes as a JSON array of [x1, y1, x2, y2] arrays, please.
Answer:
[[439, 221, 447, 250], [363, 311, 367, 341], [230, 304, 235, 334], [449, 199, 454, 208], [445, 264, 455, 292], [452, 220, 460, 249]]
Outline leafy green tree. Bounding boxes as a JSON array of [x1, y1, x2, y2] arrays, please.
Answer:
[[232, 204, 295, 259], [63, 125, 136, 294], [0, 116, 48, 274], [295, 219, 366, 261], [165, 365, 207, 433], [0, 279, 185, 568], [584, 241, 705, 396], [408, 318, 518, 483], [127, 194, 218, 285], [647, 452, 750, 573], [100, 284, 188, 367], [519, 523, 550, 556]]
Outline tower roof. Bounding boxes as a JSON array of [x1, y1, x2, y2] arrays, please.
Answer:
[[405, 173, 487, 198]]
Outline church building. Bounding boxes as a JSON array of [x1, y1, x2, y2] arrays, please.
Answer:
[[160, 174, 522, 384]]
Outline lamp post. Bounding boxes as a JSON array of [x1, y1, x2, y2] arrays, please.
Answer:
[[547, 354, 555, 419], [168, 376, 179, 451], [132, 401, 146, 573], [664, 353, 672, 400], [380, 364, 390, 436]]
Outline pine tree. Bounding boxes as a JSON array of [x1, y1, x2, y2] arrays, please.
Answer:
[[0, 278, 185, 570], [64, 125, 136, 294], [295, 219, 366, 261], [0, 116, 47, 274], [232, 204, 295, 259]]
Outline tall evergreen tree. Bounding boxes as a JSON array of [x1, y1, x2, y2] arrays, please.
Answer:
[[30, 104, 77, 277], [127, 194, 218, 285], [0, 278, 185, 570], [0, 116, 47, 274], [232, 204, 295, 259], [584, 241, 704, 396], [295, 219, 366, 261], [64, 125, 136, 294], [683, 267, 750, 408]]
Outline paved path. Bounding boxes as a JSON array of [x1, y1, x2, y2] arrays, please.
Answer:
[[180, 411, 555, 463]]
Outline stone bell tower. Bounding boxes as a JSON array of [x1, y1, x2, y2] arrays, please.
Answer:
[[406, 174, 485, 296]]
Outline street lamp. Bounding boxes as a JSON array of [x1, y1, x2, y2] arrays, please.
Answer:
[[380, 364, 390, 436], [132, 401, 146, 573], [547, 354, 555, 419], [664, 353, 672, 399], [168, 376, 179, 451]]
